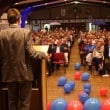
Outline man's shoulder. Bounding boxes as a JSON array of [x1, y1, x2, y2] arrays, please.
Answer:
[[20, 28, 31, 36], [0, 29, 8, 35], [22, 28, 31, 32]]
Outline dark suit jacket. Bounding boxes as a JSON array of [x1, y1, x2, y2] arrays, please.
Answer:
[[47, 44, 65, 61], [47, 44, 56, 54], [61, 43, 69, 53], [47, 44, 65, 53], [104, 44, 109, 59], [0, 24, 45, 82]]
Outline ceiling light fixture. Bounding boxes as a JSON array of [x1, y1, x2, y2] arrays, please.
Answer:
[[73, 1, 80, 4], [15, 2, 19, 5], [102, 1, 106, 3]]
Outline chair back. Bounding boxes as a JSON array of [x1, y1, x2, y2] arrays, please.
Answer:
[[53, 53, 65, 61]]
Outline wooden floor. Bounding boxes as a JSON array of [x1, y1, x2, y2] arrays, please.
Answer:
[[47, 38, 110, 103]]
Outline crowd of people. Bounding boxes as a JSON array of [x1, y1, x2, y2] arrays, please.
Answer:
[[78, 29, 110, 76], [4, 21, 107, 77], [32, 27, 75, 76], [32, 27, 110, 77]]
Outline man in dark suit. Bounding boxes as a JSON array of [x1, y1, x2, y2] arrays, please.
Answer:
[[47, 39, 64, 76], [104, 38, 110, 74], [0, 8, 45, 110], [47, 39, 56, 76], [61, 38, 70, 66]]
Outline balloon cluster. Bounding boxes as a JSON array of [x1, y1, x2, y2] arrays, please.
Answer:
[[47, 62, 109, 110], [58, 76, 75, 93], [47, 98, 110, 110]]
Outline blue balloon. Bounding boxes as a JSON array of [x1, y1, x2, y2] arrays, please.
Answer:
[[84, 98, 101, 110], [51, 98, 67, 110], [63, 83, 72, 93], [84, 88, 90, 95], [79, 93, 89, 104], [68, 81, 75, 90], [58, 76, 67, 86], [74, 62, 81, 70], [83, 83, 91, 90], [82, 72, 90, 81]]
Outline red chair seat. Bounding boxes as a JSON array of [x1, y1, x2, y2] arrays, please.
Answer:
[[53, 60, 65, 64], [52, 52, 66, 73]]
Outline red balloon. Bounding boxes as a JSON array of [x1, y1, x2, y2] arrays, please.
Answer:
[[67, 100, 83, 110], [47, 102, 51, 110], [101, 99, 110, 110], [74, 72, 81, 80], [100, 87, 108, 96]]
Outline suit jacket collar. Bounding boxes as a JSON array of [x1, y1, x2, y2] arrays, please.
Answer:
[[9, 24, 20, 28]]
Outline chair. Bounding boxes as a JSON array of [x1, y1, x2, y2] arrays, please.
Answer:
[[52, 52, 66, 74]]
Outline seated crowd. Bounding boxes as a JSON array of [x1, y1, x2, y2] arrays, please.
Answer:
[[32, 27, 75, 76], [78, 29, 110, 76]]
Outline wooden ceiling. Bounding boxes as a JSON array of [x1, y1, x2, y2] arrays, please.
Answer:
[[0, 0, 110, 16]]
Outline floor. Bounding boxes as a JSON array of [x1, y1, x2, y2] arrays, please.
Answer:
[[47, 38, 110, 104]]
